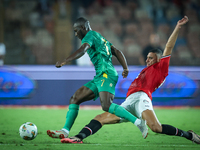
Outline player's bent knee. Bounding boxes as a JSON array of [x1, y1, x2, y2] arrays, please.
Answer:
[[94, 114, 102, 120], [150, 124, 162, 133], [101, 106, 109, 112], [69, 95, 80, 104]]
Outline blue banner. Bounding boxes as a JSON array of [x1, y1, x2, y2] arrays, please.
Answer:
[[0, 67, 36, 98], [0, 65, 199, 106], [115, 71, 198, 98]]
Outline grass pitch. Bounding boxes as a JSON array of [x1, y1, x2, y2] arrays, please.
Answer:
[[0, 106, 200, 150]]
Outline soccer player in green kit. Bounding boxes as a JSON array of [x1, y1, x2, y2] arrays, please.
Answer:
[[47, 17, 148, 139]]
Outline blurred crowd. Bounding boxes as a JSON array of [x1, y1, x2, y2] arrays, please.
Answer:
[[2, 0, 200, 66], [3, 0, 55, 64], [79, 0, 200, 66]]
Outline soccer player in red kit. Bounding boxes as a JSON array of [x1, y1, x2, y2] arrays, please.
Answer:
[[126, 54, 169, 101], [61, 16, 200, 144]]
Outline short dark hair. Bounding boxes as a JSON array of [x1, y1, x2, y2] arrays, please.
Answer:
[[149, 48, 163, 58], [75, 17, 88, 25]]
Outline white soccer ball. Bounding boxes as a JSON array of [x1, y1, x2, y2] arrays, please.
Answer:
[[19, 122, 37, 140]]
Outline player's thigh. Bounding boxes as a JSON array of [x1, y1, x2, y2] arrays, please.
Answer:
[[84, 79, 99, 100], [120, 92, 151, 119], [136, 92, 160, 125], [133, 92, 154, 118], [99, 91, 114, 111], [118, 93, 139, 123], [97, 74, 117, 105], [142, 109, 162, 132], [70, 85, 95, 104], [142, 109, 160, 125], [120, 94, 137, 116], [137, 93, 162, 132]]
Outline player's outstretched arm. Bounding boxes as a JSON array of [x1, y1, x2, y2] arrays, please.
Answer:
[[55, 43, 90, 68], [163, 16, 189, 56], [111, 46, 129, 78]]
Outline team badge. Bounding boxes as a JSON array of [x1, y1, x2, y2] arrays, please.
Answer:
[[109, 83, 113, 87]]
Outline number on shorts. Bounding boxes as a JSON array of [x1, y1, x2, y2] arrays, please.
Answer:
[[101, 79, 105, 87]]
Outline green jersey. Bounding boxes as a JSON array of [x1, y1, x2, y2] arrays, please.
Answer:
[[81, 30, 118, 77]]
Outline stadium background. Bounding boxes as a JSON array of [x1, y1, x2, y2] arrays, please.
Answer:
[[0, 0, 200, 107]]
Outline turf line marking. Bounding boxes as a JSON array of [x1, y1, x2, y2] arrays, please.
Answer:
[[0, 143, 192, 147]]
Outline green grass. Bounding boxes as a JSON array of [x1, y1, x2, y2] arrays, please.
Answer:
[[0, 107, 200, 150]]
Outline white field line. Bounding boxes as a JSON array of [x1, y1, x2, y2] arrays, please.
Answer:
[[0, 143, 192, 147]]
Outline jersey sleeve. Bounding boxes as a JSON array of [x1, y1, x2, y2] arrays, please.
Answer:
[[157, 55, 171, 75], [81, 31, 94, 47]]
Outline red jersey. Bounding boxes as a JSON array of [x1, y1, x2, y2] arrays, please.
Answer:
[[126, 55, 171, 100]]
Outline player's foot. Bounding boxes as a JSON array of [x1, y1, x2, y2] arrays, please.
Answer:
[[47, 129, 68, 139], [188, 130, 200, 144], [137, 119, 148, 139], [61, 136, 83, 144]]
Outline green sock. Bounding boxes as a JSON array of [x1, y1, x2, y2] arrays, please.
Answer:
[[108, 103, 137, 124], [63, 104, 79, 131]]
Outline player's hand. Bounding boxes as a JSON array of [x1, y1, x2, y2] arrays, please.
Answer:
[[177, 16, 189, 27], [122, 69, 129, 78], [55, 61, 65, 68]]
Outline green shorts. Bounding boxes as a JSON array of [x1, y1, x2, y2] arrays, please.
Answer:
[[84, 73, 118, 100]]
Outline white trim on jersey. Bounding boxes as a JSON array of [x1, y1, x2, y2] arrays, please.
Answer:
[[161, 55, 171, 59]]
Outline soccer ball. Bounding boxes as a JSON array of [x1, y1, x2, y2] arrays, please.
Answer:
[[19, 122, 37, 140]]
